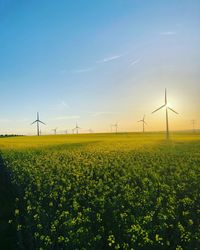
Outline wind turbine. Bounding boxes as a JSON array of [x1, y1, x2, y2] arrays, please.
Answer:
[[31, 112, 46, 136], [191, 120, 196, 133], [152, 88, 178, 139], [112, 122, 118, 133], [88, 128, 93, 133], [74, 122, 81, 134], [137, 115, 147, 133], [52, 128, 57, 135]]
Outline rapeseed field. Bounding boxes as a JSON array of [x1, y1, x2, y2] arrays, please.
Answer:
[[0, 132, 199, 249]]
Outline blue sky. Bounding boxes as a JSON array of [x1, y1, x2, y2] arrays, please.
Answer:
[[0, 0, 200, 134]]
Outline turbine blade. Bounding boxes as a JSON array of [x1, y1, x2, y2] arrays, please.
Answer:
[[31, 120, 37, 125], [168, 107, 179, 114], [165, 88, 167, 105], [152, 104, 165, 113], [38, 120, 46, 125], [137, 120, 142, 122], [144, 121, 148, 125]]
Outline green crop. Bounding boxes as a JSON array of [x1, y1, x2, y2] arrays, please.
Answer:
[[0, 132, 199, 249]]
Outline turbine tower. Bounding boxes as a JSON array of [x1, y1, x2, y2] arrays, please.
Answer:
[[74, 122, 81, 134], [152, 89, 178, 140], [137, 115, 147, 133], [31, 112, 46, 136]]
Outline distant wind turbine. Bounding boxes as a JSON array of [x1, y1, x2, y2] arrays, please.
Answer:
[[152, 89, 178, 139], [88, 128, 93, 133], [31, 112, 46, 136], [65, 129, 68, 134], [112, 122, 118, 133], [138, 115, 147, 133], [52, 128, 58, 135], [191, 120, 196, 133], [74, 122, 81, 134]]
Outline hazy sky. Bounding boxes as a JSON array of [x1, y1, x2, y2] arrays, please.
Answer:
[[0, 0, 199, 134]]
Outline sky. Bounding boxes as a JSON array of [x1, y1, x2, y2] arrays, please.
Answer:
[[0, 0, 200, 135]]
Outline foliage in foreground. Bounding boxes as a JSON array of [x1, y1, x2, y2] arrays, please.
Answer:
[[1, 134, 200, 249]]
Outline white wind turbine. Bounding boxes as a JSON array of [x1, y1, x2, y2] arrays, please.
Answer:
[[191, 120, 196, 133], [52, 128, 57, 135], [88, 128, 93, 133], [137, 115, 147, 133], [112, 122, 118, 133], [31, 112, 46, 136], [152, 88, 178, 139], [74, 122, 81, 134]]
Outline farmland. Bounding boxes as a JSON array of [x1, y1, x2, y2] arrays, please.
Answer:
[[0, 132, 199, 249]]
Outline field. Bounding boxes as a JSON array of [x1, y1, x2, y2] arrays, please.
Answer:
[[0, 132, 199, 250]]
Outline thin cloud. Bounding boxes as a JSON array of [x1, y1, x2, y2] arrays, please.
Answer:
[[90, 111, 119, 117], [72, 67, 94, 73], [96, 54, 123, 63], [59, 101, 69, 108], [54, 115, 80, 121], [52, 101, 70, 111], [0, 118, 10, 122], [160, 31, 176, 36], [129, 58, 140, 66]]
